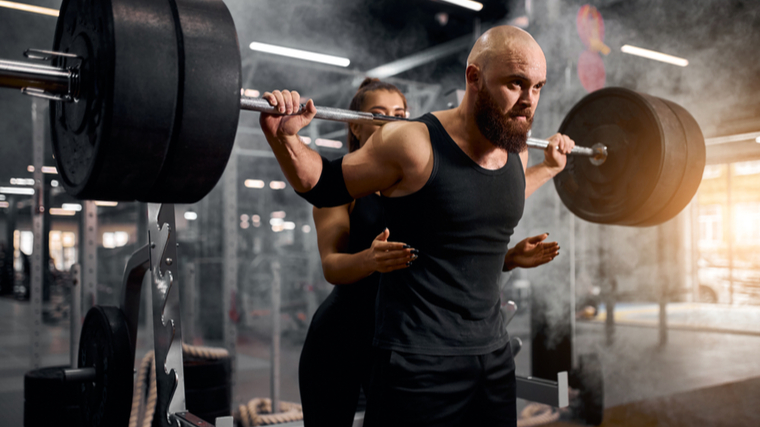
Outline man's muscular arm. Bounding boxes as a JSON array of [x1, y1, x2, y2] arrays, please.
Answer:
[[522, 133, 576, 198], [259, 90, 427, 202]]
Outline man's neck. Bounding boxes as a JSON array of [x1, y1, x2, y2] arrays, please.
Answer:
[[432, 107, 509, 170]]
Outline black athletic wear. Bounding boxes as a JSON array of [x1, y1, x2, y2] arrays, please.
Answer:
[[376, 113, 526, 356], [364, 342, 516, 427], [298, 194, 384, 427]]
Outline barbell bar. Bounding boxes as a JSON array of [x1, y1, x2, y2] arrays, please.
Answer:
[[239, 96, 608, 163], [0, 56, 608, 165]]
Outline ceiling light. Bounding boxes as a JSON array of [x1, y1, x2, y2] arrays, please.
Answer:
[[269, 181, 287, 190], [0, 1, 59, 17], [300, 136, 312, 145], [93, 201, 118, 207], [756, 136, 760, 144], [620, 45, 688, 67], [0, 187, 34, 195], [241, 89, 260, 97], [245, 179, 265, 189], [50, 208, 76, 216], [315, 139, 343, 149], [271, 211, 286, 219], [10, 178, 35, 186], [0, 201, 8, 208], [438, 0, 483, 12], [283, 221, 296, 230], [249, 42, 350, 67], [270, 218, 284, 226], [301, 225, 311, 233], [61, 203, 82, 211], [184, 211, 198, 221], [41, 166, 57, 174]]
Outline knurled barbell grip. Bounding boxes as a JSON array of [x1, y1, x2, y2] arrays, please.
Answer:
[[241, 95, 608, 163]]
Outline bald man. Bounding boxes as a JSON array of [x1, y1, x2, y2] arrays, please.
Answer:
[[260, 26, 575, 426]]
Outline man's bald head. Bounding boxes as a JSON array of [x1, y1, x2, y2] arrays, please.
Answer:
[[467, 25, 545, 73]]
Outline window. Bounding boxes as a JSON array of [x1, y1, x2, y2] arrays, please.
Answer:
[[699, 204, 722, 246], [734, 203, 760, 244]]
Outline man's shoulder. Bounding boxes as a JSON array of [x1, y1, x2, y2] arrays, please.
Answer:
[[380, 119, 430, 142]]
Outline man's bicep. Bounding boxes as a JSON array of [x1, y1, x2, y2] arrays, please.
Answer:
[[341, 129, 405, 198]]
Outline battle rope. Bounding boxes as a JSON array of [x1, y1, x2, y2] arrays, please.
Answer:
[[237, 398, 303, 427], [129, 343, 230, 427]]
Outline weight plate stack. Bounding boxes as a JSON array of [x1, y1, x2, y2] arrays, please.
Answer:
[[51, 0, 180, 201], [553, 87, 705, 226], [78, 305, 133, 427], [23, 366, 82, 427], [184, 355, 233, 423], [144, 0, 242, 203]]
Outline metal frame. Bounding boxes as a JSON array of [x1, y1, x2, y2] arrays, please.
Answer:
[[516, 372, 569, 408], [30, 98, 45, 369]]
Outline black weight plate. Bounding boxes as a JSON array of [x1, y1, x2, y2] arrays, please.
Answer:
[[78, 305, 133, 427], [143, 0, 241, 203], [51, 0, 180, 201], [184, 357, 231, 389], [186, 384, 232, 414], [638, 99, 705, 226], [24, 365, 79, 405], [553, 87, 703, 226], [24, 402, 82, 427]]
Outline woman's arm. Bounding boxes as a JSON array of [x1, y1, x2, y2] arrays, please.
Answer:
[[313, 205, 415, 285]]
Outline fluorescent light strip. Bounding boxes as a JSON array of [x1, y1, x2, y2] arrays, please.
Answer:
[[249, 42, 350, 67], [0, 201, 9, 208], [315, 138, 343, 149], [621, 45, 688, 67], [49, 208, 76, 216], [93, 201, 118, 207], [0, 1, 58, 16], [244, 179, 265, 189], [26, 165, 58, 174], [439, 0, 484, 11], [0, 186, 34, 195], [705, 131, 760, 146]]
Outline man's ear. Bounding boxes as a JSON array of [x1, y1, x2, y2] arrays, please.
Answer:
[[465, 64, 481, 90]]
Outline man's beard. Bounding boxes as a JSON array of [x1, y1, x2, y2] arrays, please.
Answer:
[[474, 88, 532, 153]]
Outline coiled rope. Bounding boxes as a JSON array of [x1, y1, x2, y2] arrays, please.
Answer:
[[129, 343, 230, 427], [236, 398, 303, 427]]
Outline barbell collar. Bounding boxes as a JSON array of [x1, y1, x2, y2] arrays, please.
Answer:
[[63, 366, 97, 382], [0, 58, 79, 101]]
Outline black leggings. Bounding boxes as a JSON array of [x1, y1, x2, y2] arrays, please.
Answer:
[[299, 289, 374, 426]]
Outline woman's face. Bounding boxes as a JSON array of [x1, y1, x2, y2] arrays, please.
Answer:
[[352, 90, 406, 149]]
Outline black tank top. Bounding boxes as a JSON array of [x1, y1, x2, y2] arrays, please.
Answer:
[[331, 194, 384, 308], [374, 113, 525, 355]]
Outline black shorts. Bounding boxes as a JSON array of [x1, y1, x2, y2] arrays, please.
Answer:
[[364, 342, 516, 427]]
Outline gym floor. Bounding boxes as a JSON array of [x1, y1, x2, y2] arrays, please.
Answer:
[[2, 296, 760, 426]]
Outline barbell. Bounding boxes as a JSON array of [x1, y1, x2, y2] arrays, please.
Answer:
[[0, 0, 705, 227]]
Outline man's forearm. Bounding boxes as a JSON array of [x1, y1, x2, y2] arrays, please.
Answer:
[[265, 133, 323, 192], [525, 162, 563, 198]]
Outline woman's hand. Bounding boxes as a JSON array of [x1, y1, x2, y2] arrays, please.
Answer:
[[367, 228, 417, 273], [503, 233, 558, 271]]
